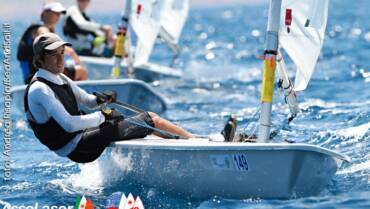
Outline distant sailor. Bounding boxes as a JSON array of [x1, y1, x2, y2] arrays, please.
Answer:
[[25, 33, 197, 163], [17, 2, 88, 84], [63, 0, 115, 57]]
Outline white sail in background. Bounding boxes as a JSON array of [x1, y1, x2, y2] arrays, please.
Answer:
[[130, 0, 161, 65], [279, 0, 329, 91], [158, 0, 189, 46]]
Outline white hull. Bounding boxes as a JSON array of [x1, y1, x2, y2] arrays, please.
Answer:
[[11, 79, 167, 117], [108, 137, 349, 199], [80, 56, 183, 82]]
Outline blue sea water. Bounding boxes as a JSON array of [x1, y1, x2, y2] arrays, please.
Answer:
[[0, 0, 369, 208]]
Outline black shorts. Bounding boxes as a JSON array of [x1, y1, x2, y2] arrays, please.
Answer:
[[67, 112, 154, 163]]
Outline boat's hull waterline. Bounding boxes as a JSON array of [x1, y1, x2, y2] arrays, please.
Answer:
[[11, 79, 167, 117], [80, 56, 183, 82], [108, 138, 349, 199]]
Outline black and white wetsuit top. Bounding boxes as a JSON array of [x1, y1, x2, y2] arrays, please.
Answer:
[[25, 69, 105, 156], [63, 5, 105, 51]]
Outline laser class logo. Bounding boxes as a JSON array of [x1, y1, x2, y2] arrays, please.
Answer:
[[106, 192, 144, 209], [74, 196, 94, 209]]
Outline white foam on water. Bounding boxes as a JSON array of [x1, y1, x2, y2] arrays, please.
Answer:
[[300, 99, 370, 110], [0, 182, 32, 192], [338, 157, 370, 175], [300, 99, 341, 109], [15, 120, 28, 130], [49, 150, 135, 195], [73, 152, 134, 186], [109, 149, 135, 174], [38, 161, 68, 168], [192, 88, 211, 95], [315, 122, 369, 149], [0, 199, 11, 208], [335, 122, 370, 140]]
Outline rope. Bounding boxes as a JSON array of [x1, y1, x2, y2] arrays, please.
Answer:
[[240, 108, 261, 142]]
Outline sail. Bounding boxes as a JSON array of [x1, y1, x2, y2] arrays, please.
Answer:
[[158, 0, 189, 46], [279, 0, 329, 91], [130, 0, 161, 65]]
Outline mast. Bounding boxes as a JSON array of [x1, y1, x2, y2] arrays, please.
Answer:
[[111, 0, 134, 79], [124, 0, 134, 78], [258, 0, 282, 142]]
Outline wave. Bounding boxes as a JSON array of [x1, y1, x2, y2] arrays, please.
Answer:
[[338, 157, 370, 175]]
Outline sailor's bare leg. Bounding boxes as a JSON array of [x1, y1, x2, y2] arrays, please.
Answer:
[[74, 65, 88, 81], [148, 112, 194, 139]]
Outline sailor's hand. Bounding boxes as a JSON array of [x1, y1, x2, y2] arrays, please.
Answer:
[[94, 90, 117, 104], [101, 25, 112, 34], [103, 90, 117, 103], [101, 107, 123, 121]]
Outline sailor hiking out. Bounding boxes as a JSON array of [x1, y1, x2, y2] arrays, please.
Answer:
[[25, 33, 196, 163]]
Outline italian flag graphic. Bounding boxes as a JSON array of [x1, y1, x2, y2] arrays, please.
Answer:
[[75, 196, 94, 209]]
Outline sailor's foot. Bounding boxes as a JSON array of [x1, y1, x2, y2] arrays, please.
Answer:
[[235, 133, 257, 143], [221, 115, 237, 142]]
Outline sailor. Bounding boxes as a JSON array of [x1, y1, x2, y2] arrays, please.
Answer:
[[63, 0, 115, 57], [17, 2, 88, 84], [25, 33, 196, 163]]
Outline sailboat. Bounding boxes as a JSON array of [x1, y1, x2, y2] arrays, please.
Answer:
[[105, 0, 350, 199], [10, 79, 167, 118], [80, 0, 189, 82]]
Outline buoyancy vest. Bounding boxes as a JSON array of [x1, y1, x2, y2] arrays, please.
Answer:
[[17, 24, 42, 84], [24, 77, 83, 151]]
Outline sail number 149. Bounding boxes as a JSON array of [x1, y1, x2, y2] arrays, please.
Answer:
[[233, 154, 249, 171]]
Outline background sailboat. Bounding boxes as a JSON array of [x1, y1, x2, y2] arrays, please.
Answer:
[[158, 0, 190, 64], [79, 0, 188, 82], [10, 79, 167, 118]]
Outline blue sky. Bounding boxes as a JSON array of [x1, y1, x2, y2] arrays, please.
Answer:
[[0, 0, 267, 20]]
